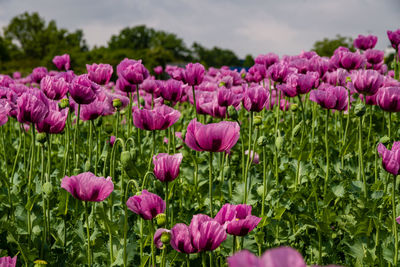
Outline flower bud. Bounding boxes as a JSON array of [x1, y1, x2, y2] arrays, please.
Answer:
[[253, 116, 262, 126], [34, 260, 48, 267], [43, 181, 53, 196], [290, 103, 298, 111], [257, 136, 268, 146], [292, 122, 302, 137], [161, 231, 171, 244], [227, 106, 238, 120], [345, 76, 352, 83], [218, 81, 226, 87], [58, 98, 69, 109], [73, 168, 80, 175], [275, 136, 284, 150], [36, 132, 47, 144], [121, 151, 132, 170], [379, 136, 390, 145], [354, 103, 366, 117], [156, 213, 167, 227], [113, 98, 122, 108], [224, 165, 231, 174]]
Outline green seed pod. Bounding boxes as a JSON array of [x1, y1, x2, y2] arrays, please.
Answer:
[[290, 103, 298, 111], [113, 98, 122, 108], [104, 122, 113, 134], [257, 136, 268, 146], [161, 231, 171, 244], [218, 81, 226, 87], [275, 136, 284, 150], [224, 165, 231, 174], [43, 182, 53, 196], [253, 116, 262, 126], [58, 98, 69, 109], [84, 160, 91, 172], [34, 260, 48, 267], [379, 136, 390, 145], [121, 151, 132, 170], [256, 185, 264, 197], [36, 132, 47, 144], [354, 103, 366, 117], [156, 213, 167, 227], [227, 106, 238, 120], [292, 122, 302, 137]]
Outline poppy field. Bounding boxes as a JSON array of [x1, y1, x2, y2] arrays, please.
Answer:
[[1, 30, 400, 267]]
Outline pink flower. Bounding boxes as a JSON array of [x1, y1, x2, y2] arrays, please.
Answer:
[[126, 190, 166, 220], [0, 255, 17, 267], [132, 105, 180, 131], [153, 153, 183, 182], [53, 54, 70, 70]]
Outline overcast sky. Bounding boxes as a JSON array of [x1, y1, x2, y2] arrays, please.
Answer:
[[0, 0, 399, 58]]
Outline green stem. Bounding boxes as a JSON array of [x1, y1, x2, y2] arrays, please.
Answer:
[[233, 235, 237, 254], [342, 89, 351, 166], [359, 116, 367, 198], [84, 201, 91, 267], [209, 152, 214, 217], [323, 109, 329, 198], [40, 144, 46, 256], [192, 85, 198, 120], [202, 252, 206, 267], [27, 124, 36, 241], [88, 120, 93, 171], [151, 220, 156, 267], [74, 104, 81, 170], [389, 112, 392, 139], [393, 175, 398, 266], [244, 112, 253, 204], [165, 182, 169, 227], [261, 146, 267, 217]]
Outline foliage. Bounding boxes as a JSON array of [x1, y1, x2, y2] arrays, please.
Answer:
[[312, 34, 354, 57]]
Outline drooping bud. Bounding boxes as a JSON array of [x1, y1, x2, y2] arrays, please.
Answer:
[[275, 136, 284, 150], [379, 136, 390, 145], [121, 151, 132, 170], [257, 136, 268, 146]]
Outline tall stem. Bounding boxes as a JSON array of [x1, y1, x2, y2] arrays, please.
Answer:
[[261, 146, 267, 217], [244, 112, 253, 204], [192, 85, 198, 120], [323, 109, 329, 198], [342, 89, 351, 166], [209, 152, 214, 217], [73, 104, 81, 170], [393, 175, 398, 266], [165, 182, 169, 227], [88, 120, 93, 171], [359, 116, 367, 198], [84, 201, 91, 267], [150, 220, 156, 267], [27, 124, 36, 241]]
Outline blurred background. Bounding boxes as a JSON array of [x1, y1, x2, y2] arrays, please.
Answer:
[[0, 0, 398, 74]]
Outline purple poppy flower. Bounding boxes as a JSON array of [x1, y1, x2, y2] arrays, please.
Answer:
[[100, 90, 130, 115], [141, 79, 159, 94], [261, 247, 307, 267], [245, 150, 260, 164], [309, 84, 348, 111], [387, 29, 400, 49], [153, 153, 183, 182], [126, 190, 166, 220], [17, 90, 49, 124], [31, 67, 48, 84], [255, 53, 279, 69], [154, 228, 170, 249], [170, 223, 197, 254], [322, 69, 350, 87], [86, 63, 113, 85], [61, 172, 114, 202], [308, 56, 330, 77], [0, 99, 11, 126], [69, 74, 100, 104], [56, 70, 75, 83], [185, 119, 240, 153], [166, 65, 186, 81], [53, 54, 70, 71], [242, 84, 268, 112], [217, 87, 242, 108], [108, 136, 116, 147], [283, 72, 319, 97], [364, 49, 384, 65], [0, 75, 14, 87], [330, 51, 365, 71], [117, 58, 149, 85], [154, 66, 163, 75], [13, 72, 21, 80], [288, 58, 310, 74], [0, 255, 17, 267], [267, 62, 293, 83], [377, 86, 400, 112], [351, 70, 384, 96], [132, 105, 180, 131], [397, 216, 400, 225], [80, 98, 104, 121], [353, 34, 378, 50], [246, 64, 267, 83], [160, 79, 184, 103], [215, 203, 261, 236], [377, 142, 400, 175], [184, 63, 205, 86], [189, 214, 227, 252], [40, 75, 69, 100], [36, 101, 68, 134], [227, 250, 262, 267]]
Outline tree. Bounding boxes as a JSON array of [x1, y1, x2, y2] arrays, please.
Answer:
[[312, 34, 354, 57], [192, 42, 241, 68], [243, 54, 254, 68]]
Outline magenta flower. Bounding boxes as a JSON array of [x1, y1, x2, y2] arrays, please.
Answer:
[[132, 105, 180, 131], [308, 56, 330, 77], [0, 100, 11, 126], [353, 34, 378, 50], [364, 49, 384, 65], [0, 255, 17, 267], [309, 84, 348, 111], [377, 142, 400, 175], [377, 86, 400, 112], [80, 98, 105, 121], [283, 72, 319, 97], [153, 153, 183, 182], [397, 216, 400, 225], [108, 135, 116, 147], [217, 87, 242, 107], [351, 70, 384, 96], [86, 63, 113, 85], [116, 78, 133, 92], [245, 150, 260, 164], [227, 250, 261, 267], [322, 69, 350, 86], [40, 75, 69, 100], [183, 63, 205, 86], [154, 66, 163, 75], [31, 67, 48, 84], [189, 214, 227, 252], [36, 101, 68, 134], [160, 79, 184, 103], [126, 190, 166, 220], [154, 228, 170, 249], [387, 28, 400, 49], [61, 172, 114, 202], [141, 79, 159, 94], [0, 75, 14, 87], [69, 74, 100, 104], [330, 51, 365, 71], [170, 223, 197, 254], [246, 64, 267, 83], [267, 62, 292, 83], [53, 54, 70, 70], [255, 53, 279, 69], [242, 84, 268, 112], [117, 58, 149, 85], [215, 203, 261, 236], [17, 90, 49, 124], [13, 72, 21, 80], [185, 119, 240, 153]]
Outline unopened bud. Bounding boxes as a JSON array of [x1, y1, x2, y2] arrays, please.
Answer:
[[257, 136, 268, 146], [218, 81, 226, 87], [292, 122, 302, 137], [345, 76, 352, 83], [58, 98, 69, 109], [113, 98, 122, 108], [84, 160, 91, 172], [34, 260, 48, 267], [290, 103, 298, 111], [156, 213, 167, 227], [253, 116, 262, 126], [379, 136, 390, 145], [275, 136, 284, 150], [43, 182, 53, 195], [161, 231, 171, 244], [121, 151, 132, 170]]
